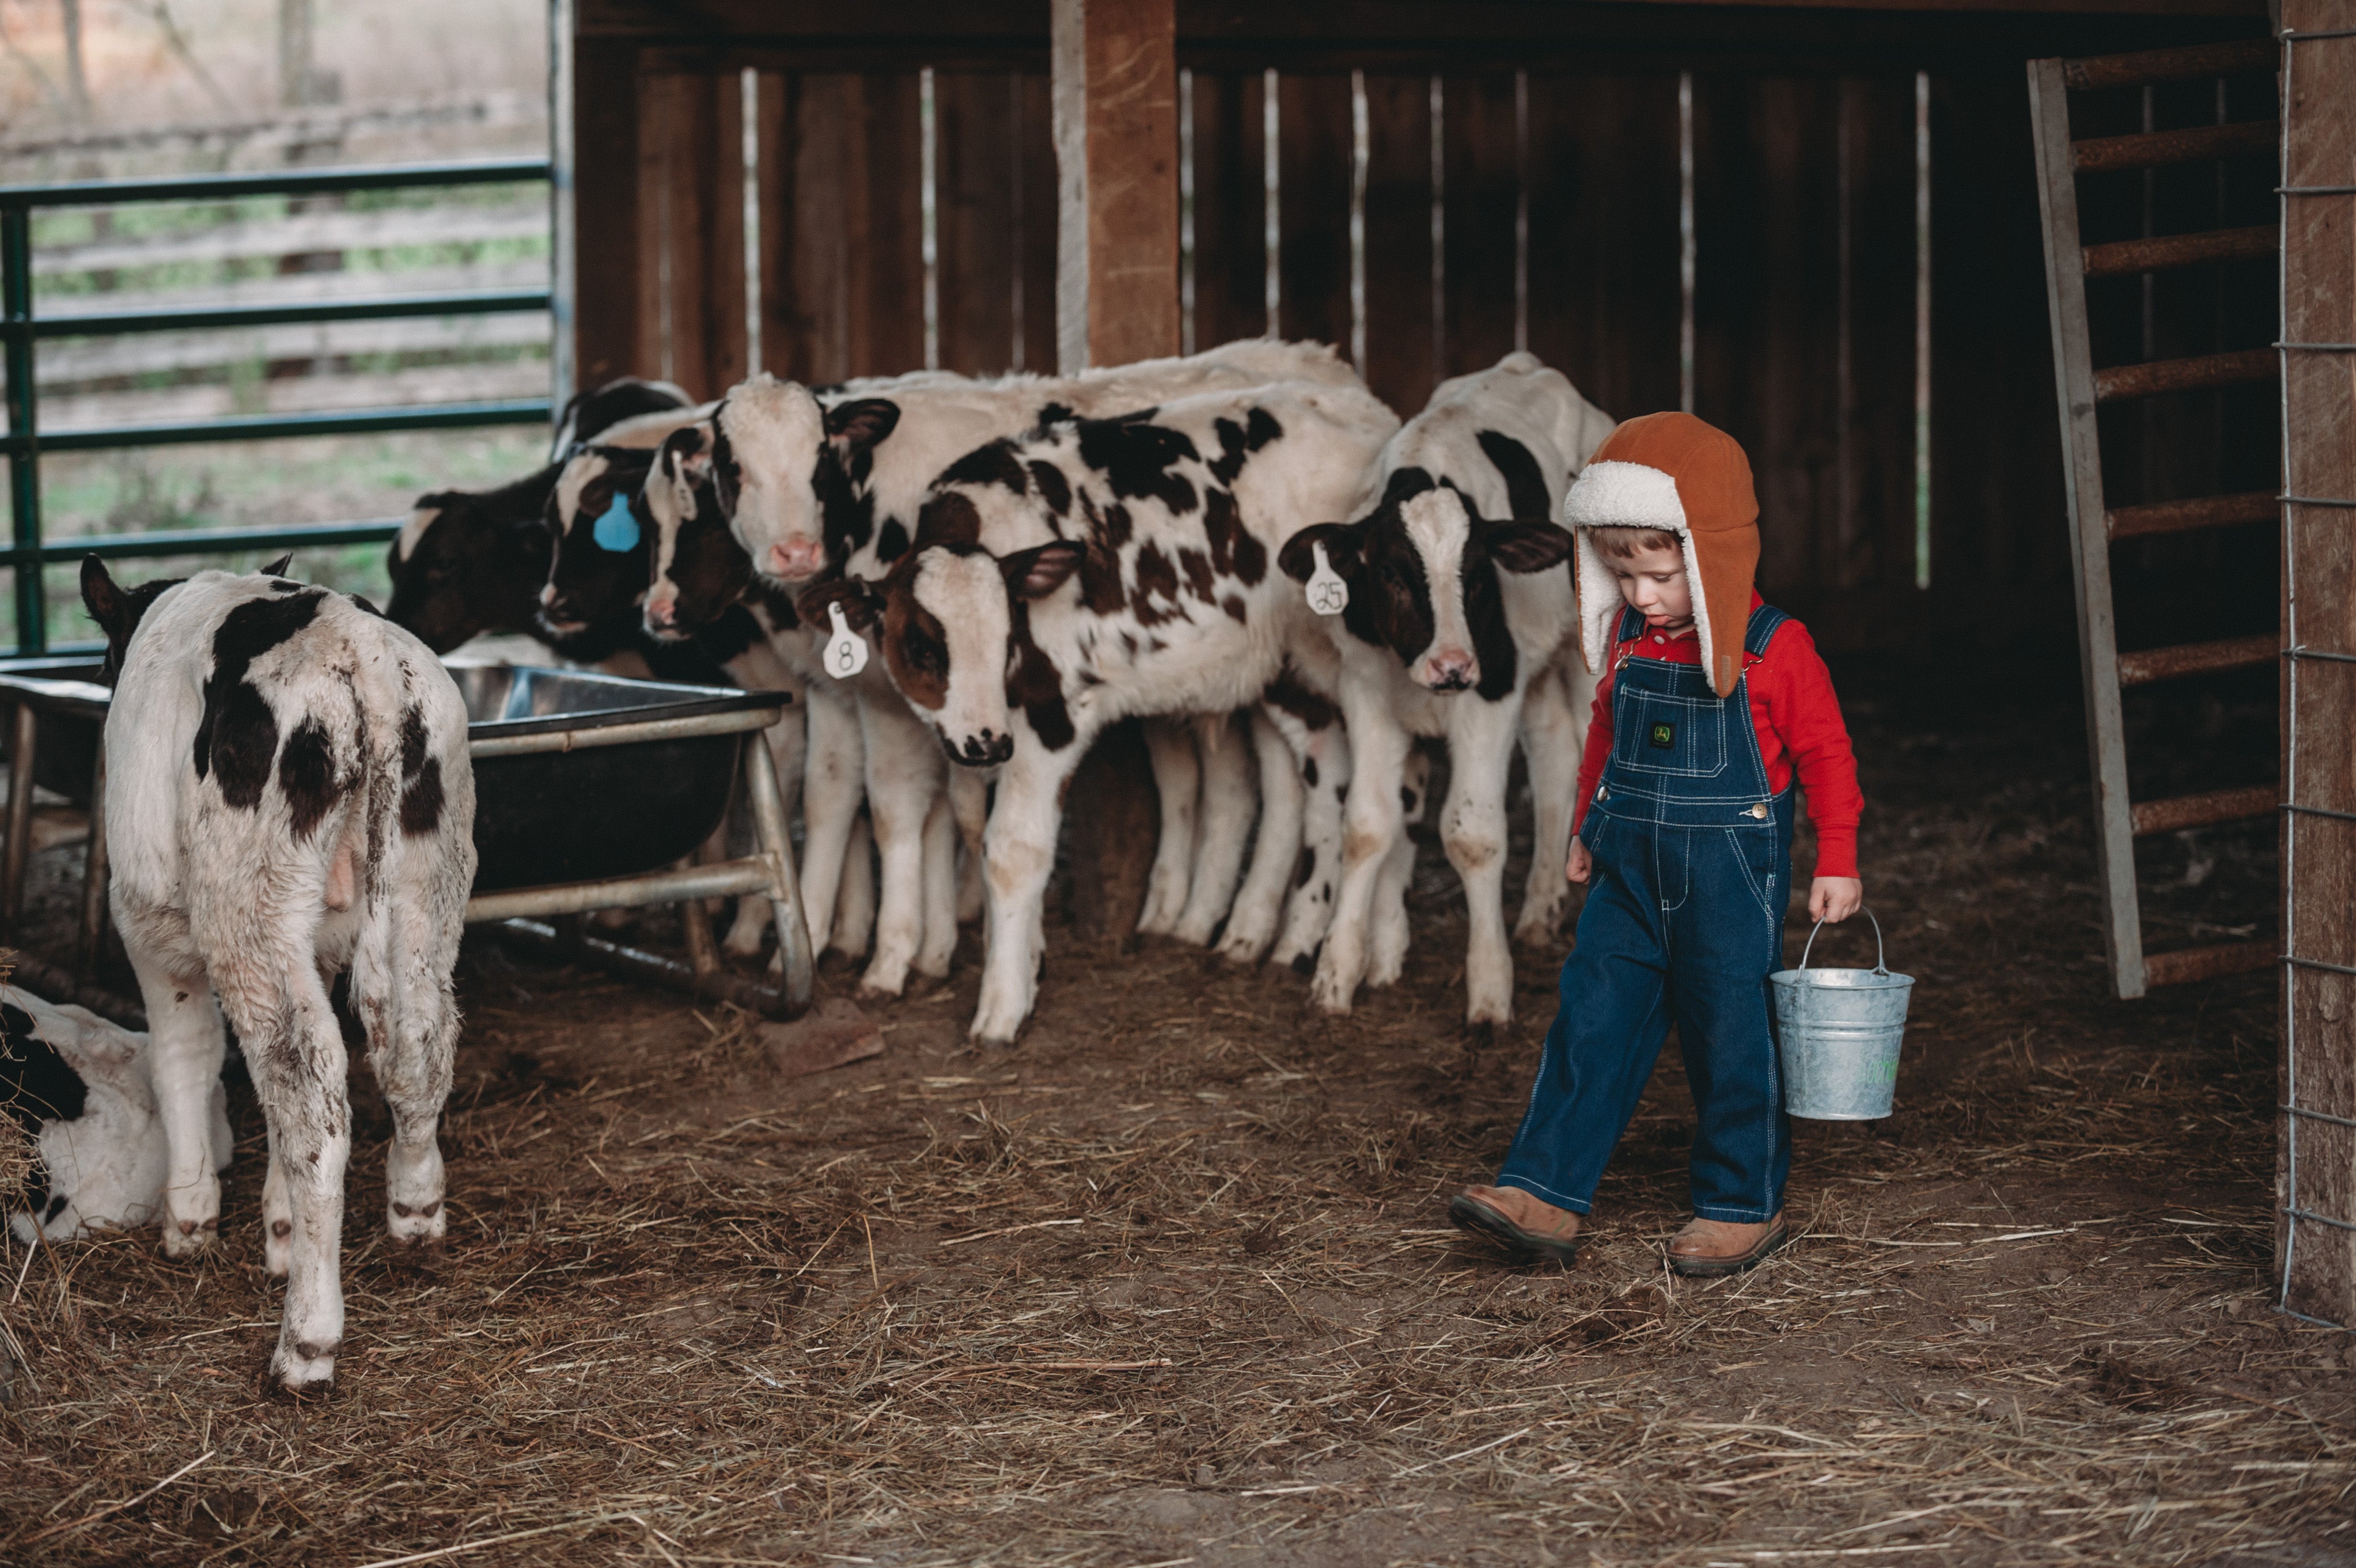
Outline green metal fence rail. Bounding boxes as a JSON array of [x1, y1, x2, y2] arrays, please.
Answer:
[[0, 157, 555, 656]]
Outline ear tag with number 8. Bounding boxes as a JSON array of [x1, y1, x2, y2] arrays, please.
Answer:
[[1305, 540, 1349, 616], [824, 601, 869, 679]]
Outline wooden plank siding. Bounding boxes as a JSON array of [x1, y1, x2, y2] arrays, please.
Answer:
[[933, 71, 1019, 377], [1524, 75, 1685, 428], [1185, 70, 1269, 353], [1275, 74, 1354, 354], [1927, 73, 2075, 653], [1692, 77, 1850, 633], [1441, 73, 1522, 377], [563, 5, 2264, 655], [1357, 72, 1435, 415]]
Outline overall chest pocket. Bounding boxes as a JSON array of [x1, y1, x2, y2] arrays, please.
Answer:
[[1610, 684, 1728, 778]]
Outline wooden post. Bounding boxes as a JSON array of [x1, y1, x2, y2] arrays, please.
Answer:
[[1052, 0, 1180, 946], [1051, 0, 1181, 372], [2281, 2, 2356, 1327], [571, 29, 641, 392]]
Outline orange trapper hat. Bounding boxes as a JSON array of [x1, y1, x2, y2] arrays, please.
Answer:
[[1562, 411, 1760, 699]]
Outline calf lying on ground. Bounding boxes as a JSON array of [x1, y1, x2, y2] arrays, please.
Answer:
[[2, 988, 229, 1245], [82, 556, 477, 1395], [1278, 352, 1615, 1028], [806, 379, 1399, 1043]]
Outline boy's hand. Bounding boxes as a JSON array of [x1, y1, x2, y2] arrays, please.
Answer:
[[1565, 839, 1592, 885], [1810, 876, 1863, 923]]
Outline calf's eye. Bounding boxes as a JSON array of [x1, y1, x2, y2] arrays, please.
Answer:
[[903, 627, 946, 679]]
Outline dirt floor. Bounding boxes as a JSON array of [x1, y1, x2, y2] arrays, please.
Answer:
[[1, 656, 2350, 1567]]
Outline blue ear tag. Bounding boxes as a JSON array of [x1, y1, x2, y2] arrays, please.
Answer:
[[592, 493, 641, 552]]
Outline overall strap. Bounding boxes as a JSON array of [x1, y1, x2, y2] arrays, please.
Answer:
[[1615, 604, 1645, 645], [1743, 603, 1789, 658]]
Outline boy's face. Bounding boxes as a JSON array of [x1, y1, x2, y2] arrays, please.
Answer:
[[1605, 540, 1694, 632]]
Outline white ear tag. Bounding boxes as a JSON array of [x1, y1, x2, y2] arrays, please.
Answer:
[[824, 601, 869, 679], [1305, 541, 1349, 616]]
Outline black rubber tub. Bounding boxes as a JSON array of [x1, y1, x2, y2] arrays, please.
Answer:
[[0, 661, 790, 896], [455, 666, 787, 892]]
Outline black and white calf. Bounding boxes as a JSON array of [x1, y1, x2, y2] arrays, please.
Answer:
[[387, 376, 704, 659], [547, 374, 698, 461], [624, 425, 891, 973], [1277, 352, 1616, 1027], [701, 342, 1365, 968], [81, 559, 476, 1395], [3, 988, 229, 1245], [805, 380, 1400, 1044], [711, 340, 1358, 584]]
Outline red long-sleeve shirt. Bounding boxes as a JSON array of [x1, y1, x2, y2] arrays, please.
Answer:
[[1571, 596, 1863, 878]]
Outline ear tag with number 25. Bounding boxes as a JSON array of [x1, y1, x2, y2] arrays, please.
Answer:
[[1305, 540, 1349, 616], [825, 601, 869, 679]]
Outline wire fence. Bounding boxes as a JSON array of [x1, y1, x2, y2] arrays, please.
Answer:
[[0, 156, 554, 656]]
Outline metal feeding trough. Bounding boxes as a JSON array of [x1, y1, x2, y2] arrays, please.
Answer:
[[0, 660, 813, 1025]]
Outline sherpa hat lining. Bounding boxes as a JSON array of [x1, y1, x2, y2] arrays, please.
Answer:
[[1565, 459, 1719, 694]]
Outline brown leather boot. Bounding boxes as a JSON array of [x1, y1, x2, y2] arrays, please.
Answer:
[[1449, 1185, 1584, 1266], [1666, 1213, 1786, 1278]]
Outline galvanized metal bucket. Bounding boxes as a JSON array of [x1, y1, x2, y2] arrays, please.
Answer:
[[1771, 910, 1914, 1121]]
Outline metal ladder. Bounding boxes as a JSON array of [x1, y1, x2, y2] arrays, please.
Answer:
[[2027, 36, 2280, 999]]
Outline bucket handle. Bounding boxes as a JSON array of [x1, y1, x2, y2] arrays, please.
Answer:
[[1796, 908, 1887, 976]]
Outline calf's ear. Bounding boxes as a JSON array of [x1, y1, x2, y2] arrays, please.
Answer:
[[825, 398, 901, 456], [1486, 521, 1574, 574], [1277, 522, 1363, 584], [260, 552, 295, 577], [660, 423, 715, 484], [80, 555, 132, 649], [795, 577, 881, 631], [999, 540, 1085, 601], [709, 423, 742, 515]]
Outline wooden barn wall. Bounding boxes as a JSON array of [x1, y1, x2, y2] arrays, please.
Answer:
[[569, 37, 2264, 656]]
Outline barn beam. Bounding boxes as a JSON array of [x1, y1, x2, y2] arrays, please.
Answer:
[[1052, 0, 1181, 373], [1052, 0, 1182, 946], [2281, 1, 2356, 1330]]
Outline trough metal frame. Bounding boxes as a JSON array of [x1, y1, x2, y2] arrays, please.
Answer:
[[0, 678, 815, 1027], [0, 157, 555, 657]]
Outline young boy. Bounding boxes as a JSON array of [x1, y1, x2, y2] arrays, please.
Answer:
[[1450, 411, 1863, 1278]]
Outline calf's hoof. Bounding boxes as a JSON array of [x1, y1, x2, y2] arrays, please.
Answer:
[[1217, 929, 1269, 965], [267, 1340, 339, 1400], [160, 1216, 219, 1261], [1308, 970, 1358, 1015]]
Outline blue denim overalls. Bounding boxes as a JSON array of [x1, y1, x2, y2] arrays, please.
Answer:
[[1497, 602, 1794, 1225]]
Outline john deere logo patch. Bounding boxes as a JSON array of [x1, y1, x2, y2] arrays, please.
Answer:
[[1648, 720, 1676, 750]]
